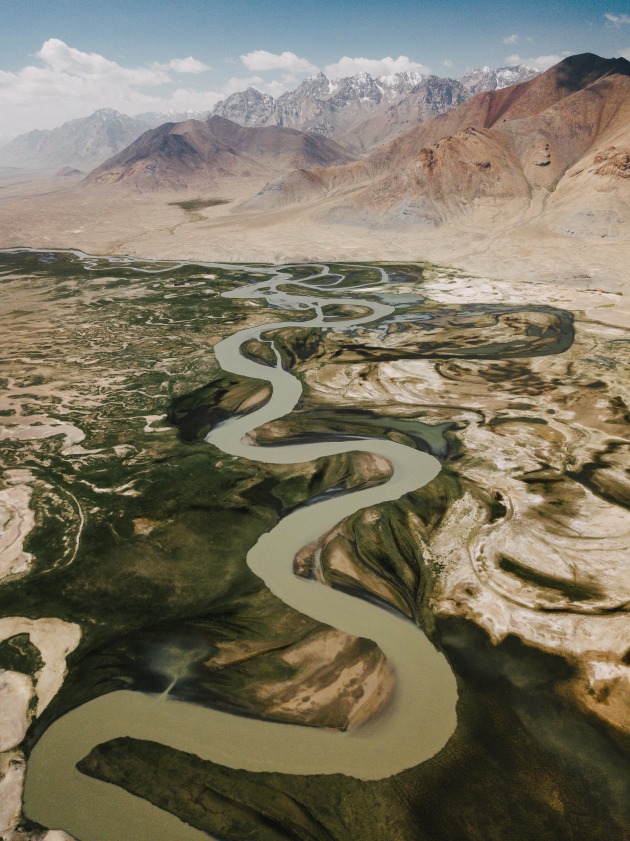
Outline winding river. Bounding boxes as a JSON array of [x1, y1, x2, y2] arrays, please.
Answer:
[[23, 262, 458, 841]]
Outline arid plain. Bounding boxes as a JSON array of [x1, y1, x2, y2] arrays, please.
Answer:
[[0, 167, 628, 324]]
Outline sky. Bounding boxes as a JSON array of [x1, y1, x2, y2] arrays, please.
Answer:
[[1, 0, 629, 135]]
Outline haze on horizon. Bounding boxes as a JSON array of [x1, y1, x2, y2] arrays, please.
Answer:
[[1, 0, 629, 136]]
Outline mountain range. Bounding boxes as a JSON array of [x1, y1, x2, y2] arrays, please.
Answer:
[[0, 64, 537, 169], [78, 53, 630, 243], [212, 65, 538, 152], [0, 108, 210, 170], [3, 53, 627, 243], [240, 54, 630, 239]]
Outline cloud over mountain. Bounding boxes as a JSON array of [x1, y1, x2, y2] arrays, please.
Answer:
[[0, 39, 219, 133], [240, 50, 318, 74], [324, 56, 431, 79], [505, 52, 571, 69]]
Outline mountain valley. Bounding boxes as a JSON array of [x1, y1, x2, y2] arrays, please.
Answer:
[[1, 39, 630, 841]]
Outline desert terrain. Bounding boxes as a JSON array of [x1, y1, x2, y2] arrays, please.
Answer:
[[0, 166, 628, 324]]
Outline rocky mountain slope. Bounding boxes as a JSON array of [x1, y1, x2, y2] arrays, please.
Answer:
[[245, 54, 630, 239], [342, 75, 469, 151], [460, 64, 540, 95], [85, 114, 357, 191], [212, 65, 539, 151]]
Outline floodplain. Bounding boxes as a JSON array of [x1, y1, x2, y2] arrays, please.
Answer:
[[0, 250, 628, 841]]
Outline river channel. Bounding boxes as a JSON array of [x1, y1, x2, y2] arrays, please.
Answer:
[[24, 262, 458, 841]]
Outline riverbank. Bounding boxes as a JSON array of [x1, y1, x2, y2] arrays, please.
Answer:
[[0, 171, 628, 326]]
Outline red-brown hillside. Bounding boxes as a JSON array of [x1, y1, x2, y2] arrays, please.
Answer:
[[246, 54, 630, 236]]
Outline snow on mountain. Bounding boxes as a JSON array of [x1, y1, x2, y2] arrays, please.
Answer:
[[211, 89, 275, 127], [460, 65, 540, 95], [376, 71, 426, 94], [0, 63, 542, 168], [208, 64, 540, 150]]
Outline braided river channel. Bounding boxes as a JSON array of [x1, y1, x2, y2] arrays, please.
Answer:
[[23, 263, 458, 841]]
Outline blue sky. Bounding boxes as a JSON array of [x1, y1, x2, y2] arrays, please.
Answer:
[[1, 0, 629, 134]]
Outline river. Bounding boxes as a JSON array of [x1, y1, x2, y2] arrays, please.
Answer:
[[24, 262, 458, 841]]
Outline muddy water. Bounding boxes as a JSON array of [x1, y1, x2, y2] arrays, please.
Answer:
[[24, 263, 457, 841]]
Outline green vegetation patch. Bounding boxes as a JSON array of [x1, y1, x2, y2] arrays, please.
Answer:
[[168, 198, 230, 212], [0, 633, 44, 676], [498, 556, 605, 602]]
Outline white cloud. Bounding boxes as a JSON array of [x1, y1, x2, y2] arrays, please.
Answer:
[[442, 59, 453, 68], [324, 55, 430, 79], [0, 39, 221, 134], [605, 12, 630, 26], [505, 52, 567, 70], [223, 75, 264, 95], [240, 50, 318, 74], [265, 79, 289, 97], [35, 38, 171, 85], [503, 34, 519, 44], [619, 47, 630, 59], [235, 50, 321, 98], [165, 57, 210, 74], [164, 86, 223, 113], [222, 73, 304, 99]]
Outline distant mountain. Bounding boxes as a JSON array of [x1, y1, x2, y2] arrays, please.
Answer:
[[213, 71, 425, 145], [85, 114, 358, 191], [133, 108, 212, 127], [244, 54, 630, 239], [460, 64, 539, 95], [211, 65, 539, 151], [211, 89, 275, 128], [214, 71, 426, 126], [0, 109, 155, 169], [274, 70, 425, 133], [0, 107, 219, 170], [343, 75, 469, 151]]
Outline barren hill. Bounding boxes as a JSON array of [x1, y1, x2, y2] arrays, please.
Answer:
[[85, 115, 358, 191]]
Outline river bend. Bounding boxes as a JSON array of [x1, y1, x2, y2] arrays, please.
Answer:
[[24, 262, 457, 841]]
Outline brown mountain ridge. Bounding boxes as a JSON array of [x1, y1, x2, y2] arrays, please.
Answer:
[[244, 54, 630, 238], [86, 114, 358, 191]]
